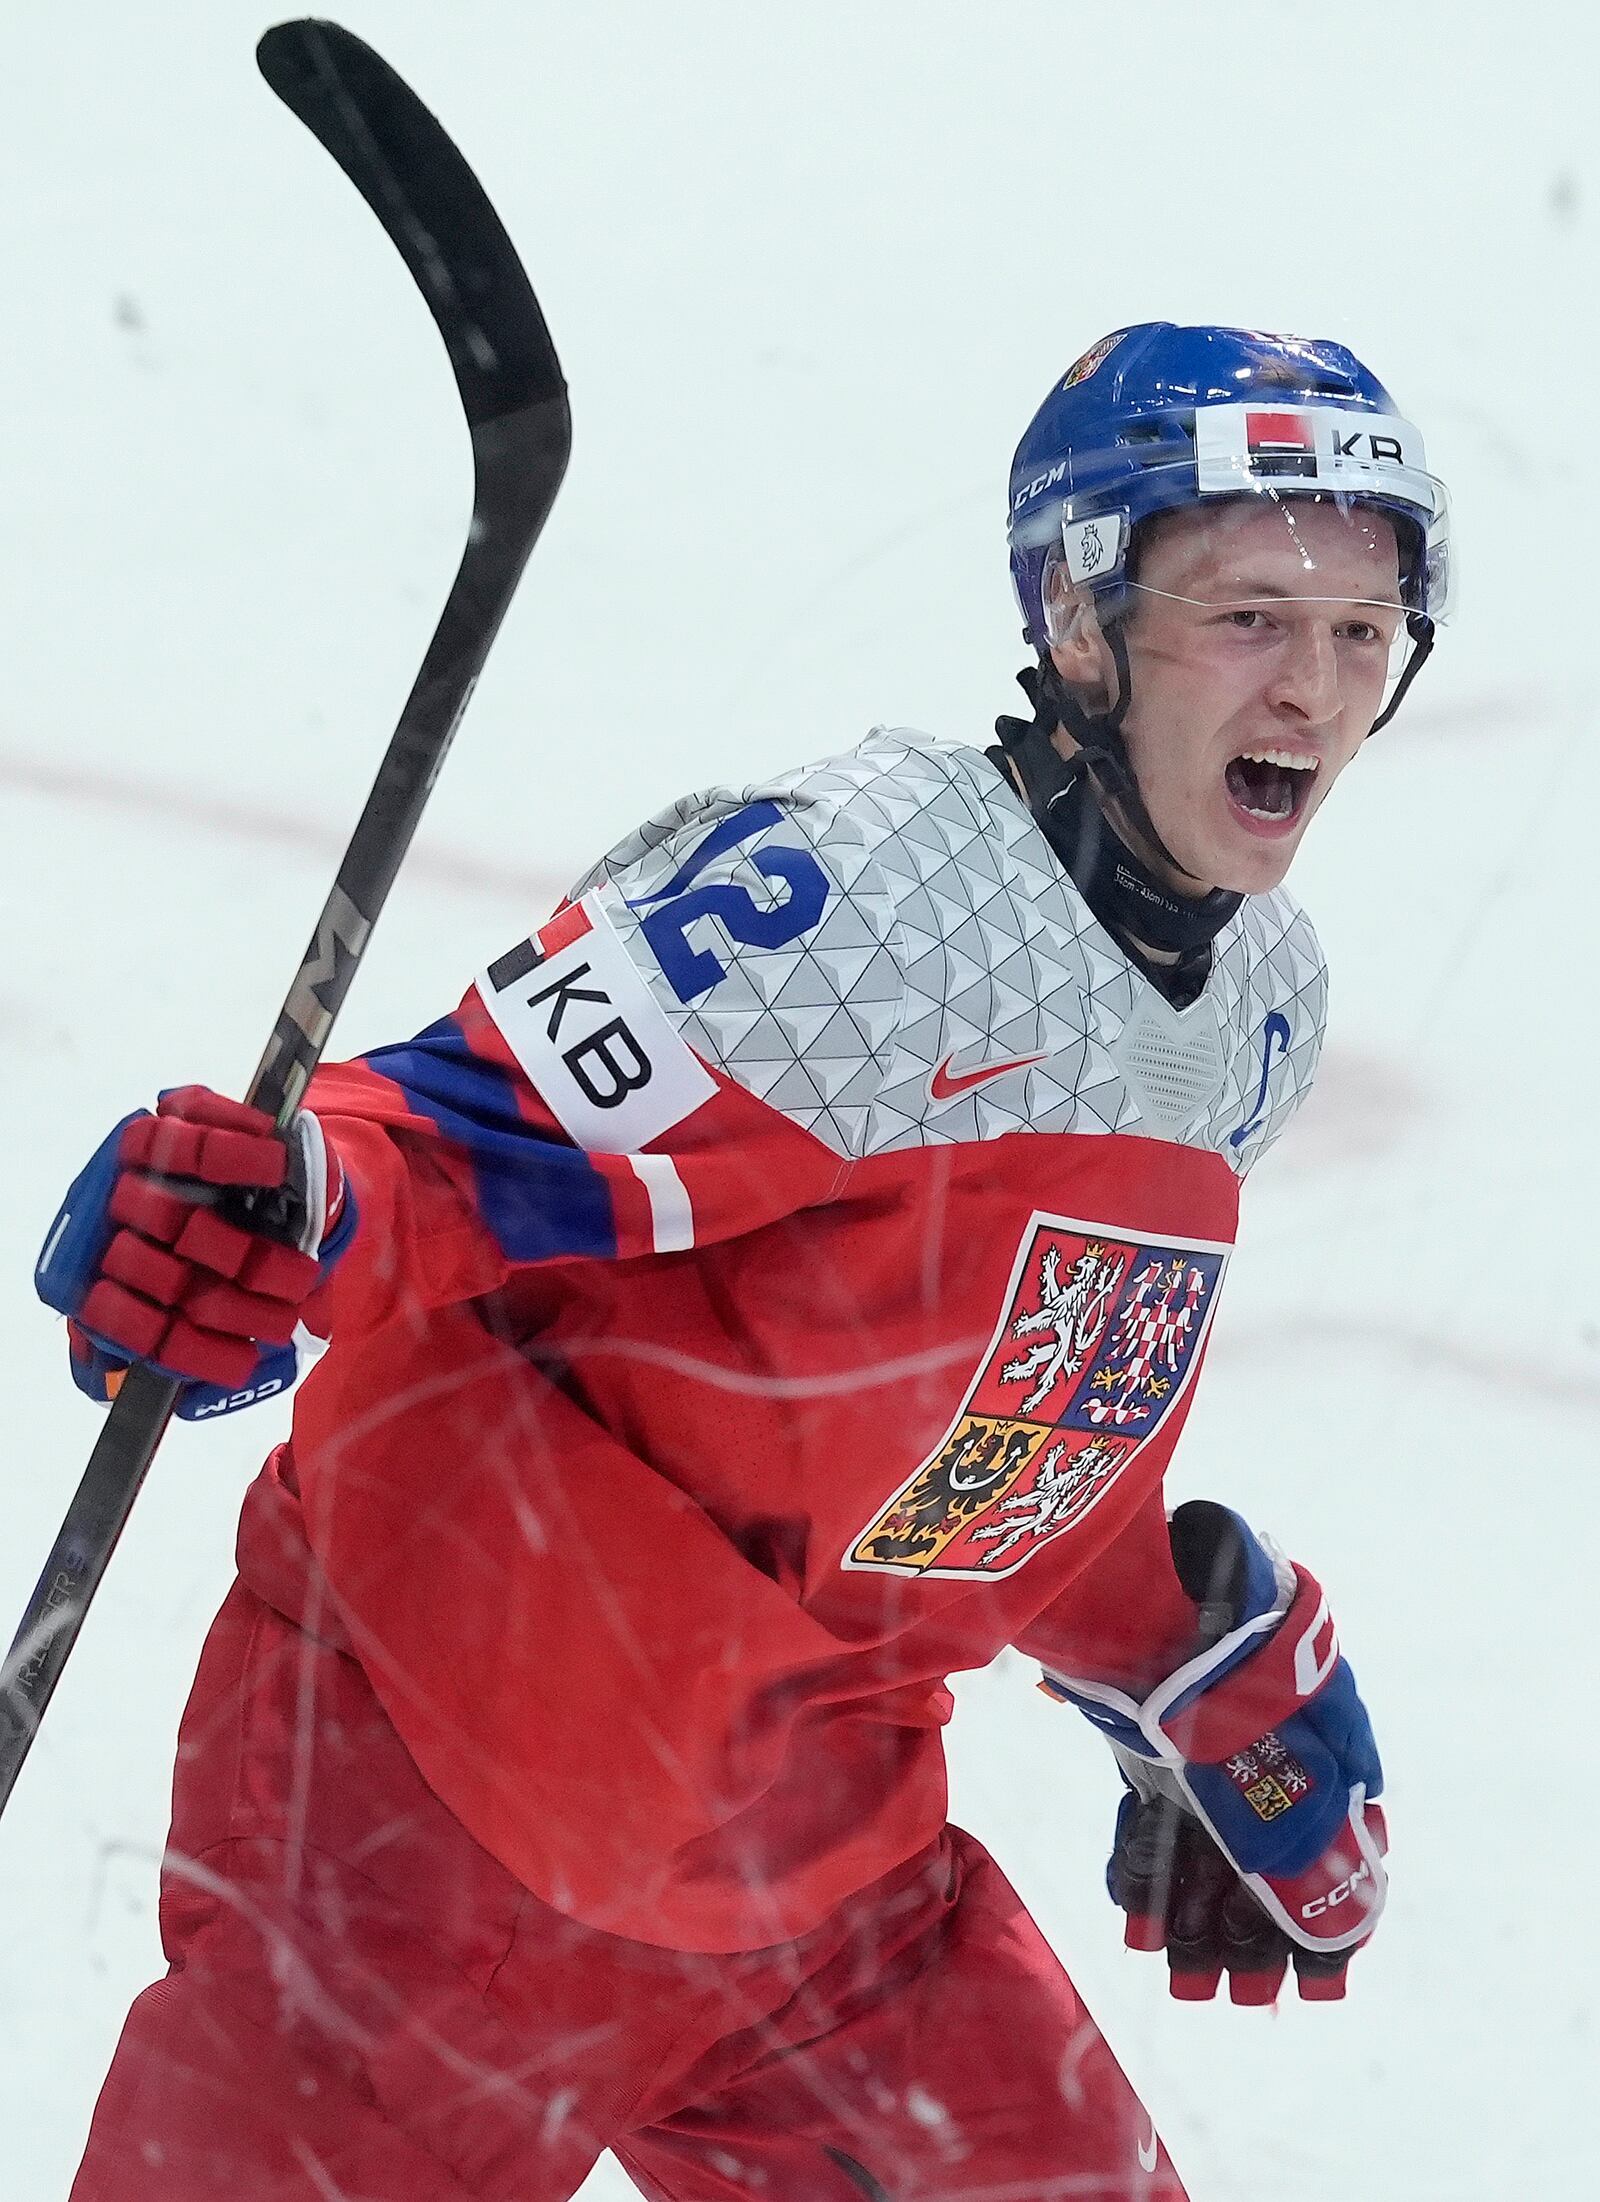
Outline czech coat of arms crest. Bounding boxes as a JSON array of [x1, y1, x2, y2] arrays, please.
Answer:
[[845, 1213, 1228, 1579]]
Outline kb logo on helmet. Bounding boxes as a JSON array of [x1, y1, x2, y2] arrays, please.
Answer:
[[1195, 403, 1427, 498], [1330, 427, 1405, 465]]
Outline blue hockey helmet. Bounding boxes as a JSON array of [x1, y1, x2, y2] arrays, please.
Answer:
[[1007, 323, 1452, 657]]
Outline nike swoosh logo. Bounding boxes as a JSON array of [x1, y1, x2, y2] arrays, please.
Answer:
[[1137, 2125, 1160, 2174], [929, 1050, 1047, 1101]]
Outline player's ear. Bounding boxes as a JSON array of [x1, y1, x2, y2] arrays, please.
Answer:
[[1045, 572, 1116, 714]]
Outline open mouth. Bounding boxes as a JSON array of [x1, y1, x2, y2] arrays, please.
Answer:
[[1223, 747, 1320, 830]]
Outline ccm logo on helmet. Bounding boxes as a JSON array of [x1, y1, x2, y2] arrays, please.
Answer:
[[1302, 1861, 1374, 1920], [1013, 460, 1067, 512]]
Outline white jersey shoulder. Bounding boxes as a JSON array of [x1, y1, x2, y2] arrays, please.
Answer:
[[557, 728, 1325, 1172]]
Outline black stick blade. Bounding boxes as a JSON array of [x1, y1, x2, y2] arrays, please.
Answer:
[[257, 19, 565, 427]]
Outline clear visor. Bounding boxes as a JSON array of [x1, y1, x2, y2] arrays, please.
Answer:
[[1044, 491, 1438, 717], [1123, 579, 1418, 703]]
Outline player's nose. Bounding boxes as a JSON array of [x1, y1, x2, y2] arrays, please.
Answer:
[[1266, 621, 1342, 726]]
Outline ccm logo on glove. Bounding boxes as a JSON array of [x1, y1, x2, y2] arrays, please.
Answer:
[[1302, 1861, 1376, 1921], [1045, 1500, 1387, 2004]]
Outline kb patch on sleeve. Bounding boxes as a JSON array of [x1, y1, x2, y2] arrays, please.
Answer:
[[476, 896, 717, 1153]]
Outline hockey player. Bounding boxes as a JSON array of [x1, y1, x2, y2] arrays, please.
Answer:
[[38, 323, 1451, 2201]]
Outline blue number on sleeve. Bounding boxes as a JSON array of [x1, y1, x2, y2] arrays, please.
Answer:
[[631, 801, 830, 1003]]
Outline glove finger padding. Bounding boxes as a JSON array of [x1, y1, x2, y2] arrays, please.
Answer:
[[37, 1091, 353, 1416], [1110, 1786, 1309, 2003], [120, 1087, 293, 1189], [1048, 1500, 1387, 1988]]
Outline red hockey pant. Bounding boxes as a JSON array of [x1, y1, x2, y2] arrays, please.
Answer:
[[72, 1579, 1186, 2202]]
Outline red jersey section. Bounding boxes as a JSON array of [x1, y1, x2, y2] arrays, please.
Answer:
[[265, 1110, 1240, 1952], [228, 739, 1319, 1953]]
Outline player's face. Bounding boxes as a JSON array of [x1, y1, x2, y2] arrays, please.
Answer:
[[1069, 500, 1404, 896]]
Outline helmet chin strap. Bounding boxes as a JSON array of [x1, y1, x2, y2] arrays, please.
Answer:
[[993, 647, 1243, 959], [1369, 611, 1435, 734]]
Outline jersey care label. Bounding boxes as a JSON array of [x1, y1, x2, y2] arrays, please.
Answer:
[[476, 896, 716, 1153]]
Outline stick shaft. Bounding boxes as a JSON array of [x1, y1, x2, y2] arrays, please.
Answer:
[[0, 23, 570, 1819]]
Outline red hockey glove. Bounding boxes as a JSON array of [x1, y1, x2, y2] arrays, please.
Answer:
[[36, 1087, 355, 1413], [1044, 1502, 1387, 2005], [1108, 1781, 1379, 2004]]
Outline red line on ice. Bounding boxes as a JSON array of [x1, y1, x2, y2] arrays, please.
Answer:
[[7, 751, 1593, 1418], [0, 747, 564, 909]]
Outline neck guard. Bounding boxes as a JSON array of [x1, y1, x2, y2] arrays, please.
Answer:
[[992, 663, 1243, 962]]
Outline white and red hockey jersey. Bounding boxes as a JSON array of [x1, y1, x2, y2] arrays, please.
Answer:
[[244, 728, 1328, 1950]]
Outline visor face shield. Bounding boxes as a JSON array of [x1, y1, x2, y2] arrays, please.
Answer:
[[1043, 490, 1429, 720], [1123, 581, 1416, 709]]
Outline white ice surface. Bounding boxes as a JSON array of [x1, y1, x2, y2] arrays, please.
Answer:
[[1, 3, 1596, 2196]]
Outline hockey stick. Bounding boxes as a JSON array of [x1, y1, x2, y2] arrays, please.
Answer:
[[0, 19, 570, 1817]]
